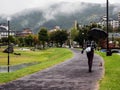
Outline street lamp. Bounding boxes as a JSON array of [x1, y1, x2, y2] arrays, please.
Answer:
[[69, 31, 71, 48], [7, 17, 11, 72], [106, 0, 111, 56], [82, 32, 85, 48]]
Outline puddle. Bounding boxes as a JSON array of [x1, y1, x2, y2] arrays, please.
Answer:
[[0, 62, 40, 73]]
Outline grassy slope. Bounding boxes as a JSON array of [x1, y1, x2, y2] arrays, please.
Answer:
[[97, 52, 120, 90], [0, 48, 73, 84]]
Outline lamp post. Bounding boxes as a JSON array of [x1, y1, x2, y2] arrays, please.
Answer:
[[7, 17, 11, 72], [106, 0, 111, 56], [69, 31, 71, 48], [82, 32, 85, 48]]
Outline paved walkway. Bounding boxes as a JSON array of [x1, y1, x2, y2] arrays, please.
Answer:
[[0, 49, 104, 90]]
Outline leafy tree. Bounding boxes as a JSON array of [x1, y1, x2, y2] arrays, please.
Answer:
[[71, 27, 78, 41], [117, 26, 120, 32], [38, 27, 48, 49], [18, 37, 25, 47], [55, 30, 68, 47], [90, 22, 98, 29], [33, 34, 39, 46], [73, 25, 89, 47], [1, 37, 8, 45], [89, 22, 102, 29], [49, 31, 56, 47], [74, 30, 84, 47], [24, 35, 34, 47], [103, 24, 113, 32], [9, 36, 16, 44], [49, 30, 68, 47]]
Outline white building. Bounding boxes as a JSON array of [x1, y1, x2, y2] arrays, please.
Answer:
[[98, 16, 119, 29], [110, 20, 119, 29], [118, 12, 120, 27], [0, 24, 15, 39], [49, 26, 61, 32]]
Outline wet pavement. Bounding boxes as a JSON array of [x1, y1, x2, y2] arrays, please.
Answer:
[[0, 49, 104, 90]]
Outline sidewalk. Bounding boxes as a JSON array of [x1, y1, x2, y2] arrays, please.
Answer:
[[0, 49, 104, 90]]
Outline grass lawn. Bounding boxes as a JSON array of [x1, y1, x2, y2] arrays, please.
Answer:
[[97, 51, 120, 90], [0, 48, 49, 66], [0, 48, 73, 84]]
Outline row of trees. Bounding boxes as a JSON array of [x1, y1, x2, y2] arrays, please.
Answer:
[[38, 27, 68, 48], [0, 23, 104, 49], [1, 22, 120, 49], [0, 27, 68, 49]]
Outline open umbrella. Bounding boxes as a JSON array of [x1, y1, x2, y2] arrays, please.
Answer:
[[88, 28, 108, 40]]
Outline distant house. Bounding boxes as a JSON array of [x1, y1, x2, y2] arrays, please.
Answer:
[[16, 28, 33, 37], [49, 26, 61, 32], [0, 23, 15, 39]]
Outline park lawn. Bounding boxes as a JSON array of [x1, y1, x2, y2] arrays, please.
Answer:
[[97, 52, 120, 90], [0, 48, 73, 84], [0, 47, 70, 65], [0, 50, 47, 66]]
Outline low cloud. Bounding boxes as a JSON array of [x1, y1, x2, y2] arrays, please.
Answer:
[[42, 2, 88, 21], [113, 4, 120, 14]]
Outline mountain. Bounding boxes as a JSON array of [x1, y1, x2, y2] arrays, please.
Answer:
[[0, 2, 119, 33]]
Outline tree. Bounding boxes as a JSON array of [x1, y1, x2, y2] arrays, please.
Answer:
[[74, 30, 84, 47], [73, 25, 89, 47], [24, 35, 34, 47], [55, 30, 68, 47], [49, 31, 56, 47], [38, 27, 48, 49], [33, 34, 39, 46], [18, 37, 25, 47], [1, 37, 8, 45], [103, 24, 113, 32], [117, 26, 120, 32], [89, 22, 102, 29], [49, 30, 68, 47], [71, 27, 78, 41], [9, 36, 16, 44]]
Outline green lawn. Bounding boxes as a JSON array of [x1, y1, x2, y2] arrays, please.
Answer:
[[97, 52, 120, 90], [0, 48, 73, 84], [0, 48, 48, 66]]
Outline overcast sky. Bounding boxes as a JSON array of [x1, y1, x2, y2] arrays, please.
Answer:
[[0, 0, 120, 15]]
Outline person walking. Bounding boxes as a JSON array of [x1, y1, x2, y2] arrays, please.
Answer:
[[82, 36, 96, 72]]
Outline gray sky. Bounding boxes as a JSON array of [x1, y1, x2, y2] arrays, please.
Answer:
[[0, 0, 120, 15]]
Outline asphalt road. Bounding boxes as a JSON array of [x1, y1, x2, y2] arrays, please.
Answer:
[[0, 48, 104, 90]]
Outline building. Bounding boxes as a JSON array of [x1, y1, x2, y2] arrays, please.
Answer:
[[110, 20, 119, 29], [118, 12, 120, 27], [49, 26, 61, 32], [98, 16, 119, 29], [0, 24, 33, 38], [16, 28, 33, 37], [0, 23, 15, 39]]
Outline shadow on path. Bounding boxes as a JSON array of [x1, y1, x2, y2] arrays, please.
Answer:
[[0, 49, 104, 90]]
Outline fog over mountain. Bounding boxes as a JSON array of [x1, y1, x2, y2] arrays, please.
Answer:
[[0, 2, 120, 33]]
